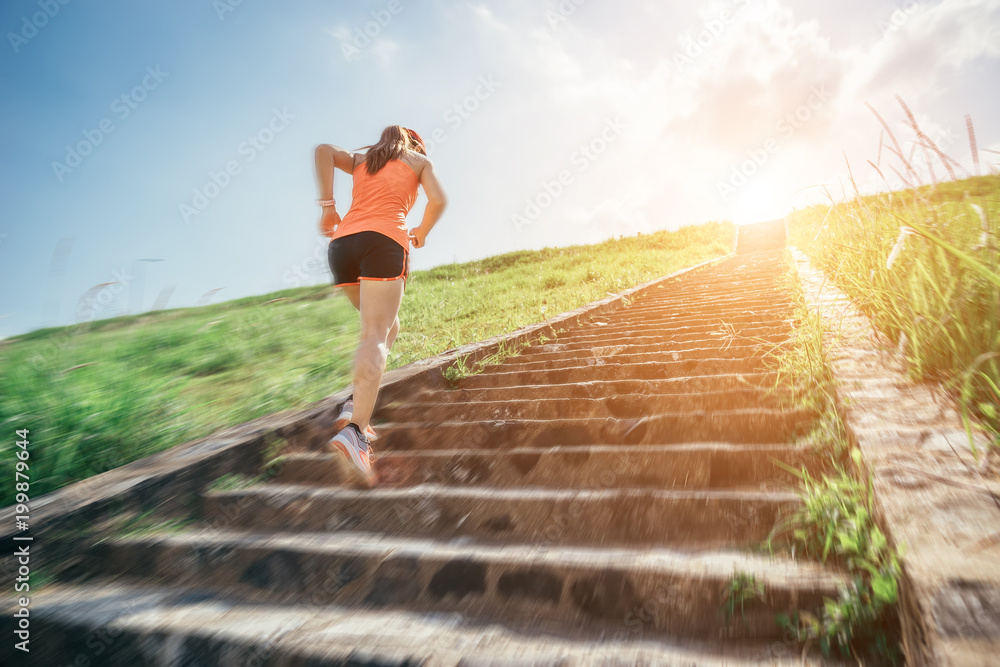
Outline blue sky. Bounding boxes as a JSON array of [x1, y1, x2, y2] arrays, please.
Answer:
[[2, 0, 999, 337]]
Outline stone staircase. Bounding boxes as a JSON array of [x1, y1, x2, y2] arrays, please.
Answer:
[[5, 220, 851, 665]]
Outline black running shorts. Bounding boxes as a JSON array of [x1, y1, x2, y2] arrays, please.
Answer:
[[328, 231, 409, 286]]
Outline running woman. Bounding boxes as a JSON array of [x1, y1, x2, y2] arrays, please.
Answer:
[[315, 125, 447, 486]]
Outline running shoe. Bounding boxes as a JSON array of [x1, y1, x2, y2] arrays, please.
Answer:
[[334, 397, 378, 441], [334, 397, 354, 431], [327, 423, 377, 488], [333, 396, 378, 442]]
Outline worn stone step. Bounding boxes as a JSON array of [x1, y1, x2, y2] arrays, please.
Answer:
[[595, 316, 789, 339], [276, 443, 826, 491], [360, 409, 813, 451], [567, 309, 790, 335], [380, 390, 785, 423], [93, 530, 845, 641], [493, 346, 770, 374], [631, 289, 781, 310], [489, 357, 772, 381], [202, 485, 799, 548], [635, 277, 780, 300], [565, 313, 790, 340], [542, 323, 789, 349], [504, 344, 777, 363], [521, 332, 789, 359], [518, 337, 787, 362], [408, 374, 780, 404], [455, 359, 772, 388], [608, 302, 791, 324], [626, 291, 786, 312], [0, 582, 842, 666], [607, 301, 790, 324], [657, 262, 782, 281]]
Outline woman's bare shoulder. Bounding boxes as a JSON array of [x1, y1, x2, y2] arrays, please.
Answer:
[[402, 150, 433, 173]]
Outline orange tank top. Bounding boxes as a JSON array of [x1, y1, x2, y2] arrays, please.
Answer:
[[334, 159, 419, 249]]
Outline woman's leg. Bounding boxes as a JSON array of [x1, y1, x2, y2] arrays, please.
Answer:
[[340, 284, 361, 310], [350, 278, 405, 432], [340, 284, 401, 351]]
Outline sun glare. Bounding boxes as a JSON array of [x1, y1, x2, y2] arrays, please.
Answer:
[[727, 180, 791, 226]]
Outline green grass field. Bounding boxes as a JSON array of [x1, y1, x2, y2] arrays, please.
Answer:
[[0, 222, 734, 506], [788, 174, 1000, 455]]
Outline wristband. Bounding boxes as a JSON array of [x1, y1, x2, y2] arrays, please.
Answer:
[[318, 199, 336, 207]]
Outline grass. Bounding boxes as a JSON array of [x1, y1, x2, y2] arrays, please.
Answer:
[[206, 473, 265, 493], [770, 458, 903, 663], [758, 252, 847, 457], [442, 338, 530, 387], [111, 510, 194, 539], [0, 221, 734, 507], [761, 255, 901, 662], [720, 571, 766, 627], [788, 173, 1000, 457]]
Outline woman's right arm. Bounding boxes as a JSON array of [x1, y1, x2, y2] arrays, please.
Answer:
[[314, 144, 356, 237], [314, 144, 356, 193], [409, 158, 448, 249]]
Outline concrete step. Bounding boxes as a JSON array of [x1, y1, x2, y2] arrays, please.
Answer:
[[407, 374, 781, 404], [202, 485, 799, 548], [606, 302, 791, 324], [0, 582, 843, 666], [626, 291, 786, 312], [279, 442, 821, 490], [92, 530, 846, 641], [455, 359, 773, 388], [634, 277, 780, 300], [493, 347, 770, 375], [380, 390, 785, 423], [538, 323, 789, 349], [561, 311, 790, 339], [360, 409, 814, 451], [276, 443, 826, 491], [487, 357, 772, 382], [518, 337, 787, 361]]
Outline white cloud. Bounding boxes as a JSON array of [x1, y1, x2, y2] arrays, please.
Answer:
[[458, 0, 1000, 235], [326, 27, 399, 68], [856, 0, 1000, 95]]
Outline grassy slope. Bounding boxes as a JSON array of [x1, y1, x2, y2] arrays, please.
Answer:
[[788, 174, 1000, 452], [0, 221, 734, 505]]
